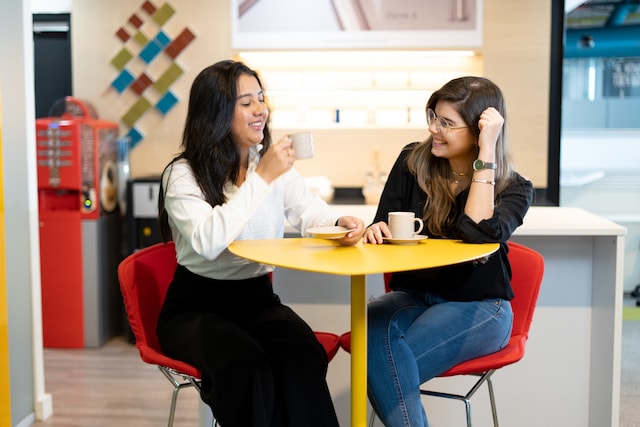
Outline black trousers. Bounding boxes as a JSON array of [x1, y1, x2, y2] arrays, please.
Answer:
[[157, 266, 340, 427]]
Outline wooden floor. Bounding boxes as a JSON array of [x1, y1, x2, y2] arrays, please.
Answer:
[[30, 336, 201, 427], [29, 311, 640, 427]]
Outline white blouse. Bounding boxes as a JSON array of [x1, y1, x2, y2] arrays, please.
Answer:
[[162, 145, 341, 280]]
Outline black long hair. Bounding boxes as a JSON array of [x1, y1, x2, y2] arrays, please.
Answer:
[[158, 60, 272, 242]]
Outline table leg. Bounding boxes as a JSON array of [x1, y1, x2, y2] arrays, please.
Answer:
[[350, 274, 367, 427]]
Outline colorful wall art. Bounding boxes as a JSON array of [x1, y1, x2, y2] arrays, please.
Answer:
[[110, 1, 195, 148]]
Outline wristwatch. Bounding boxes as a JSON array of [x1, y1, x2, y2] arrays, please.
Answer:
[[472, 159, 497, 171]]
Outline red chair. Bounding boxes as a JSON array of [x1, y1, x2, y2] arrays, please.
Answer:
[[338, 241, 544, 427], [314, 331, 341, 362], [119, 242, 340, 427], [118, 242, 204, 427]]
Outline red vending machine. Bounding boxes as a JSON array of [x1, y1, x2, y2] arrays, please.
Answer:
[[36, 97, 121, 348]]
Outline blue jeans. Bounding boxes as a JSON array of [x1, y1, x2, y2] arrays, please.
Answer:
[[367, 289, 513, 427]]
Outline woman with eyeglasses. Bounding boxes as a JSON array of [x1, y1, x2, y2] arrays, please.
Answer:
[[363, 76, 533, 426]]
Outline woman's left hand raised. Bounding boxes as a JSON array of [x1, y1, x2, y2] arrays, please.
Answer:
[[477, 107, 504, 153]]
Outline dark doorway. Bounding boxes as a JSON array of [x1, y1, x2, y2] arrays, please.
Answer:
[[33, 13, 72, 118]]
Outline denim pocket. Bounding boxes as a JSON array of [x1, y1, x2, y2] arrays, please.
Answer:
[[489, 299, 513, 348]]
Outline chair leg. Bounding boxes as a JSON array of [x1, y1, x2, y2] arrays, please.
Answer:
[[369, 392, 475, 427], [159, 366, 181, 427], [158, 366, 203, 427], [371, 370, 500, 427], [369, 408, 376, 426], [486, 377, 499, 427], [463, 399, 473, 427], [420, 369, 498, 427]]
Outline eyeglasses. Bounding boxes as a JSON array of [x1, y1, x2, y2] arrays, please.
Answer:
[[426, 108, 468, 136]]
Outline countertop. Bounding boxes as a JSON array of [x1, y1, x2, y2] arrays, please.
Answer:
[[286, 206, 627, 237]]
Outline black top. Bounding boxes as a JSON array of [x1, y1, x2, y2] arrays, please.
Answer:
[[373, 143, 534, 301]]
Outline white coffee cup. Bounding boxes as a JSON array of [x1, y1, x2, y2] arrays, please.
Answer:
[[290, 132, 314, 159], [388, 212, 424, 239]]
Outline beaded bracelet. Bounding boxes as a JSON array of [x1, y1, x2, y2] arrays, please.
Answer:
[[472, 178, 495, 186]]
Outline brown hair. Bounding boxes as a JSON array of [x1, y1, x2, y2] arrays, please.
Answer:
[[407, 76, 514, 237]]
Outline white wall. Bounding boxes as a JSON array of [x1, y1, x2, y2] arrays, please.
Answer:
[[561, 129, 640, 291], [71, 0, 233, 180], [68, 0, 552, 189], [1, 0, 52, 425], [561, 130, 640, 171], [31, 0, 70, 13]]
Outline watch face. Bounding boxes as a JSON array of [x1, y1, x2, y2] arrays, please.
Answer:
[[473, 160, 496, 171]]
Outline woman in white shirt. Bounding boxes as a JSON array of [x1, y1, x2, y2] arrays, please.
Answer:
[[156, 60, 364, 427]]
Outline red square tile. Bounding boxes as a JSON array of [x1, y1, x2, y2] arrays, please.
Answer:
[[165, 28, 196, 59], [142, 1, 157, 15], [129, 13, 143, 28], [116, 27, 130, 43], [130, 73, 153, 95]]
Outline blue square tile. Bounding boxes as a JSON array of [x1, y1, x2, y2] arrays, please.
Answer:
[[139, 41, 162, 64], [139, 31, 173, 64], [156, 91, 178, 115], [112, 69, 135, 93], [126, 127, 144, 149], [156, 30, 171, 48]]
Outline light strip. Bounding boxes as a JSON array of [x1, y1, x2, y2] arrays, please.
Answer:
[[588, 60, 596, 102], [237, 50, 477, 68], [239, 50, 476, 61]]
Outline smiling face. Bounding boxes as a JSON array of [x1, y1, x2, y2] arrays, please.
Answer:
[[231, 73, 269, 152], [429, 101, 478, 171]]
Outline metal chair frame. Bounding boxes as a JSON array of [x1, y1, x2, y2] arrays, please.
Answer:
[[420, 371, 499, 427], [158, 365, 207, 427]]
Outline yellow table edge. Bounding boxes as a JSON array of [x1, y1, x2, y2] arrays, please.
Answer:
[[229, 238, 499, 276]]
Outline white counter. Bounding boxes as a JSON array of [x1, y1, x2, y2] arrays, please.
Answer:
[[506, 207, 625, 427], [515, 206, 627, 236], [274, 206, 625, 427], [287, 205, 627, 236]]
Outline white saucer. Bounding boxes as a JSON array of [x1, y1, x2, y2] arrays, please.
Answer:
[[383, 235, 428, 245], [307, 226, 354, 239]]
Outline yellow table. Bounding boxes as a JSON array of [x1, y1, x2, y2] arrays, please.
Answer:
[[228, 238, 499, 427]]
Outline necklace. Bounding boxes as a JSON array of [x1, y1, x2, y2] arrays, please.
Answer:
[[450, 169, 467, 185]]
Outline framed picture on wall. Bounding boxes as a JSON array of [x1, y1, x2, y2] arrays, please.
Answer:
[[603, 58, 640, 98], [231, 0, 482, 49]]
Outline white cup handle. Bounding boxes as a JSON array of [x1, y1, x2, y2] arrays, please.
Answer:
[[414, 218, 424, 235]]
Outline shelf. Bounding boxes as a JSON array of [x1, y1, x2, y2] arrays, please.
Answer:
[[270, 123, 426, 131], [237, 50, 482, 132]]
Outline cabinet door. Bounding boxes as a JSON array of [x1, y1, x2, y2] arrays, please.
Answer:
[[39, 210, 84, 348]]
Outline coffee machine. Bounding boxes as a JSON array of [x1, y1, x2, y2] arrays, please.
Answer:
[[36, 97, 121, 348]]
